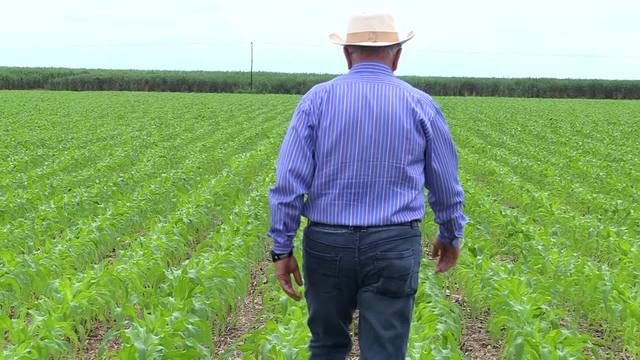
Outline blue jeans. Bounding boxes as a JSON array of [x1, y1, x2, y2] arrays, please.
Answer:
[[302, 223, 422, 360]]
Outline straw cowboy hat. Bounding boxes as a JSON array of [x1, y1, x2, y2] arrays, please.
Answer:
[[329, 13, 414, 47]]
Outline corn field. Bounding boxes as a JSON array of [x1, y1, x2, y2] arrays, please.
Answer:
[[0, 91, 638, 359]]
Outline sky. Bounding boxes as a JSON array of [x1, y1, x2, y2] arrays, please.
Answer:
[[1, 0, 640, 79]]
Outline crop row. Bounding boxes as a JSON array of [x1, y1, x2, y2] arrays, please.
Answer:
[[441, 97, 640, 358], [0, 91, 298, 358], [0, 111, 278, 314]]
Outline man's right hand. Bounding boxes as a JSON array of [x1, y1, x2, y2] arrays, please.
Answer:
[[432, 236, 460, 273], [275, 255, 303, 301]]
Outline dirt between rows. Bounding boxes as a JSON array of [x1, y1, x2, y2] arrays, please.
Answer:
[[449, 293, 501, 360], [214, 262, 500, 359], [214, 259, 271, 358], [78, 257, 632, 359], [79, 268, 499, 359], [82, 322, 121, 359]]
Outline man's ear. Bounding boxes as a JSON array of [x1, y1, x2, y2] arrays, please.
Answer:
[[391, 47, 402, 71], [343, 47, 353, 69]]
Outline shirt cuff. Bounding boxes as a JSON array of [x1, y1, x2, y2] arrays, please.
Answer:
[[437, 231, 461, 248], [437, 214, 467, 247], [270, 235, 294, 254]]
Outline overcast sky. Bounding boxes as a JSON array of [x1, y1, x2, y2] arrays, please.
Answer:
[[2, 0, 639, 79]]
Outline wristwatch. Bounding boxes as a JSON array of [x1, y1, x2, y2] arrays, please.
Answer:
[[271, 249, 294, 262]]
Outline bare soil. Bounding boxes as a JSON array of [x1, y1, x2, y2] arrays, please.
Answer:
[[578, 320, 636, 359], [451, 293, 502, 360], [214, 259, 270, 358], [423, 233, 501, 359], [82, 322, 121, 360], [349, 310, 360, 359]]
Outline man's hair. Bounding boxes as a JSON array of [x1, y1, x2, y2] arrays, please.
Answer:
[[345, 44, 401, 57]]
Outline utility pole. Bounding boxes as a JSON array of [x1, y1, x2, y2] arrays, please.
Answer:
[[250, 42, 254, 92]]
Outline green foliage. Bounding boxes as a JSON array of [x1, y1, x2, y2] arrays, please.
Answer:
[[1, 92, 638, 358], [2, 67, 640, 99], [406, 262, 465, 360], [442, 97, 640, 358], [0, 91, 295, 358]]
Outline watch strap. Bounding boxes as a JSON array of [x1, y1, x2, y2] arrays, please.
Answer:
[[271, 249, 294, 262]]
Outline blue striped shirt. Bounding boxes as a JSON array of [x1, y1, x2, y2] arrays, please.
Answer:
[[268, 62, 467, 253]]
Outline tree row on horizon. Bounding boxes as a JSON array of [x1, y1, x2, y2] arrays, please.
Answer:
[[1, 67, 638, 99]]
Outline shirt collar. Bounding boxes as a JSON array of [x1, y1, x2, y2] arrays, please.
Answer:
[[348, 61, 394, 76]]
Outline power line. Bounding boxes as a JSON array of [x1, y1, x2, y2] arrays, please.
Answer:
[[2, 40, 639, 60]]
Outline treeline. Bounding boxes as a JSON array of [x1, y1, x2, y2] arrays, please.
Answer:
[[1, 66, 639, 99]]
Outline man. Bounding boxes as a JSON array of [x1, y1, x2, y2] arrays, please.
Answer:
[[268, 12, 467, 359]]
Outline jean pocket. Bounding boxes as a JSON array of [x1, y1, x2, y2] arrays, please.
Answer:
[[303, 247, 341, 294], [373, 249, 419, 298]]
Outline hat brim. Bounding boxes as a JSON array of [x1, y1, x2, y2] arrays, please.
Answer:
[[328, 31, 414, 46]]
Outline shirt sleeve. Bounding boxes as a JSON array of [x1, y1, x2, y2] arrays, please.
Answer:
[[422, 100, 468, 247], [267, 97, 316, 253]]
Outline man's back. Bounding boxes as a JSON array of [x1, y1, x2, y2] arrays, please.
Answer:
[[269, 62, 464, 252], [304, 62, 430, 225]]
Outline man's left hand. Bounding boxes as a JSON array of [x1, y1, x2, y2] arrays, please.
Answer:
[[432, 236, 460, 273], [275, 256, 303, 301]]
